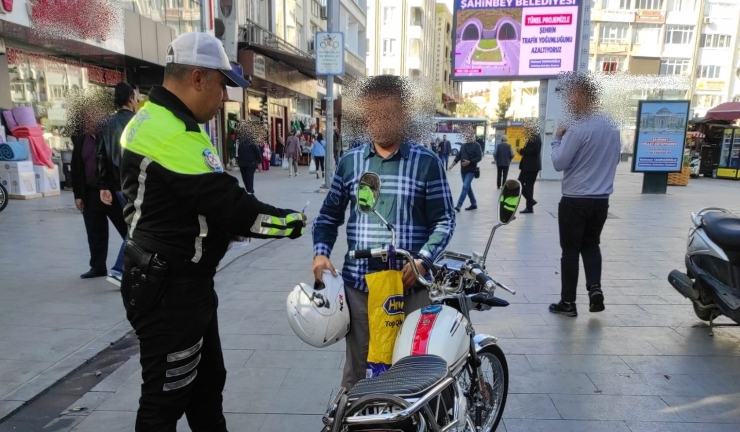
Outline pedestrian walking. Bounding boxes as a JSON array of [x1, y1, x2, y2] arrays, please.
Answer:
[[118, 32, 306, 431], [285, 130, 301, 177], [549, 74, 621, 317], [273, 137, 284, 166], [518, 123, 542, 214], [493, 135, 514, 189], [438, 134, 451, 170], [448, 125, 482, 212], [312, 132, 326, 178], [70, 107, 128, 281], [312, 75, 456, 390], [235, 122, 263, 194], [333, 127, 342, 161], [260, 142, 271, 171], [96, 82, 138, 286]]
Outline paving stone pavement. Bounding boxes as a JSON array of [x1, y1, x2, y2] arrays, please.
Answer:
[[4, 157, 740, 432]]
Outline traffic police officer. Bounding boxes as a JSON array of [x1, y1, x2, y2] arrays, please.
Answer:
[[119, 32, 306, 431]]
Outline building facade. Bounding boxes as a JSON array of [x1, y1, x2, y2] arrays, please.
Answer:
[[588, 0, 740, 117], [433, 3, 462, 116], [236, 0, 367, 155], [366, 0, 437, 78], [0, 0, 367, 167]]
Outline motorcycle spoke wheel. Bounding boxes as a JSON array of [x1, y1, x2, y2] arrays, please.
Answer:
[[472, 344, 509, 431]]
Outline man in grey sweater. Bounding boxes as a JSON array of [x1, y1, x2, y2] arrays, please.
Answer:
[[493, 135, 514, 189], [549, 75, 621, 317]]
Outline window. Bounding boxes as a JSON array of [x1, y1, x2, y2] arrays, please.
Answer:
[[597, 55, 626, 72], [297, 23, 303, 50], [382, 68, 396, 75], [633, 24, 661, 45], [700, 34, 732, 48], [311, 0, 321, 17], [635, 0, 663, 8], [660, 58, 691, 75], [383, 38, 396, 56], [667, 0, 695, 11], [383, 6, 395, 24], [697, 65, 722, 78], [409, 39, 422, 58], [693, 94, 722, 108], [590, 25, 595, 41], [704, 2, 735, 17], [602, 0, 631, 8], [665, 25, 694, 45], [410, 7, 423, 27], [600, 23, 629, 43]]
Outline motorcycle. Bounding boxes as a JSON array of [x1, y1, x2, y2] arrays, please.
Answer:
[[668, 207, 740, 335], [320, 173, 523, 432], [0, 182, 7, 213]]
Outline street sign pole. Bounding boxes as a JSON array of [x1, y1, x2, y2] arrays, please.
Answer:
[[319, 0, 343, 190]]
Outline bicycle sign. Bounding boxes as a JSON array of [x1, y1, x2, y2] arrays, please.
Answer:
[[315, 31, 345, 76]]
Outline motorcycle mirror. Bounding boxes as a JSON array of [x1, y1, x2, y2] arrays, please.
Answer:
[[357, 172, 381, 214], [498, 179, 522, 225]]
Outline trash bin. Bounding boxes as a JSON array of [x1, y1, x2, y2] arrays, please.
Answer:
[[620, 153, 630, 162]]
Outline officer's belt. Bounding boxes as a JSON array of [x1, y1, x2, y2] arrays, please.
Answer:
[[124, 240, 214, 279]]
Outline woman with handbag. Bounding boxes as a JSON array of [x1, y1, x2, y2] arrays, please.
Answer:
[[312, 133, 327, 178], [448, 125, 482, 212]]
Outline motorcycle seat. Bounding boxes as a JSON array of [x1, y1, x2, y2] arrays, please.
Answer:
[[348, 355, 450, 400], [703, 212, 740, 252]]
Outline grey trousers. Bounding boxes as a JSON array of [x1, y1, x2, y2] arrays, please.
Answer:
[[341, 286, 430, 390]]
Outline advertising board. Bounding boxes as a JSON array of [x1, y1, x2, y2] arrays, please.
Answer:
[[452, 0, 581, 80], [632, 100, 690, 173]]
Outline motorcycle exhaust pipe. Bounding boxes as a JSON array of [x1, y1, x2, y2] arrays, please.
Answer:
[[668, 270, 700, 301]]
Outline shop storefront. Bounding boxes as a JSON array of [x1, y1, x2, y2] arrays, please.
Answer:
[[5, 46, 124, 153], [238, 50, 318, 151]]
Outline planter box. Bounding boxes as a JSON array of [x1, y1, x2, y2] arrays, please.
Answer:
[[668, 167, 690, 186]]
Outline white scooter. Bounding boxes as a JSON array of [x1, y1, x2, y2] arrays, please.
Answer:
[[321, 174, 522, 432]]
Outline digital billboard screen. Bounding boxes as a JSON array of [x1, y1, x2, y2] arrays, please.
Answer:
[[452, 0, 581, 80]]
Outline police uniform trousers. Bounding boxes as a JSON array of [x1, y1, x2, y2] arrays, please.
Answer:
[[121, 257, 228, 432]]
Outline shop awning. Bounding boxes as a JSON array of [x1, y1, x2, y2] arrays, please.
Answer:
[[243, 44, 343, 84], [706, 102, 740, 121]]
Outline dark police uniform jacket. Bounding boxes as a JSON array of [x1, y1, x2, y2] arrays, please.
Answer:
[[120, 86, 302, 278]]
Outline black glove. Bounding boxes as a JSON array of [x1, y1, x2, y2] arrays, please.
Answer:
[[286, 212, 306, 239]]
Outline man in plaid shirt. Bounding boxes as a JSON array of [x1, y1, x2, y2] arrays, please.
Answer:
[[312, 76, 456, 390]]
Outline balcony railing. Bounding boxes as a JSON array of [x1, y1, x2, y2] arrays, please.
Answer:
[[240, 19, 313, 59]]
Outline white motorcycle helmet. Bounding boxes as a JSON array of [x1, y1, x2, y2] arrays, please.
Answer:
[[286, 271, 350, 348]]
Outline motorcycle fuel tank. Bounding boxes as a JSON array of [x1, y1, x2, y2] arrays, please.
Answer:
[[393, 305, 469, 372]]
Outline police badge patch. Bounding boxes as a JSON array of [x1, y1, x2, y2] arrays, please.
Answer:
[[202, 149, 224, 173]]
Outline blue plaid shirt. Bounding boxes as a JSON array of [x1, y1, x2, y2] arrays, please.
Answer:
[[313, 142, 456, 292]]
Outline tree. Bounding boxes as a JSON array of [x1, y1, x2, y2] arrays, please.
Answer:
[[496, 83, 512, 121], [456, 100, 484, 118]]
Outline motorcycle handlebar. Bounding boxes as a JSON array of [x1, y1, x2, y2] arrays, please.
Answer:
[[470, 266, 496, 292], [349, 247, 431, 288], [350, 249, 374, 259]]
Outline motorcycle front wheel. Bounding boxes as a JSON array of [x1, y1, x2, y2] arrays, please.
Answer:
[[474, 344, 509, 431]]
